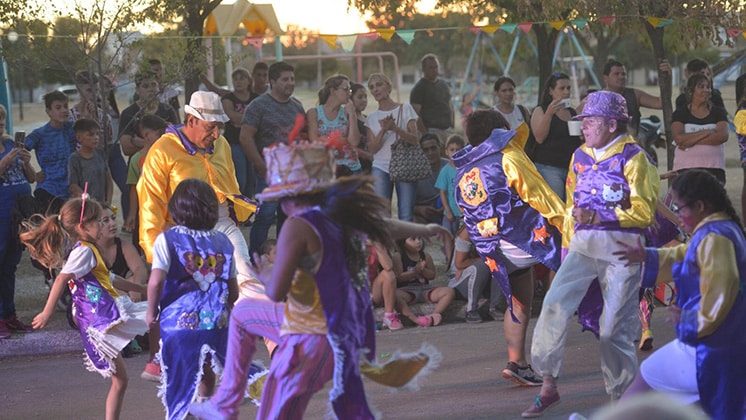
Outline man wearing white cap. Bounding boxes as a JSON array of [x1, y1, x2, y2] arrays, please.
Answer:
[[138, 91, 258, 291], [137, 92, 265, 381]]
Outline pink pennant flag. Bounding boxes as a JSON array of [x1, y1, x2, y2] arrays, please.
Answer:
[[518, 22, 533, 34], [359, 32, 379, 41], [727, 28, 743, 39], [244, 36, 264, 50], [469, 26, 480, 35], [599, 16, 616, 25]]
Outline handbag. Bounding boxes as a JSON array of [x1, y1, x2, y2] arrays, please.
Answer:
[[388, 105, 432, 182]]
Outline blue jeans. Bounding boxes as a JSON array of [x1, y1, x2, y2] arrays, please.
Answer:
[[0, 185, 27, 319], [249, 176, 279, 259], [534, 163, 568, 202], [109, 144, 128, 218], [371, 167, 416, 221], [230, 143, 256, 197]]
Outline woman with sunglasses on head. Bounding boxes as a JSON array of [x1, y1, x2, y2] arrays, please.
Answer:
[[529, 72, 582, 202], [616, 170, 746, 420], [307, 74, 361, 175], [365, 72, 420, 221]]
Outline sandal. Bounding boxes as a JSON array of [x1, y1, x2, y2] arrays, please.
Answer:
[[417, 313, 442, 327]]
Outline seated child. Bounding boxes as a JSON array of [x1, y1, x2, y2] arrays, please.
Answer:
[[394, 236, 455, 327], [368, 239, 417, 330]]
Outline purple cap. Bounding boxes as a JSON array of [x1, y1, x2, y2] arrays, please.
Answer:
[[573, 91, 630, 122]]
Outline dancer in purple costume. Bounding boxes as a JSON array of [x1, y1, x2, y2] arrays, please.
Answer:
[[21, 196, 148, 420], [617, 170, 746, 420], [146, 178, 240, 420], [190, 142, 440, 420]]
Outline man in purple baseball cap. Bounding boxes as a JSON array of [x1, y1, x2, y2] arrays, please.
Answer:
[[522, 91, 660, 417]]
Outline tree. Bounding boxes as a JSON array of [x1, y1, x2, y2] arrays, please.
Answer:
[[144, 0, 222, 103]]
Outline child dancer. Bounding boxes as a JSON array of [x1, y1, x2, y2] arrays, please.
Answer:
[[616, 170, 746, 420], [146, 178, 239, 420], [20, 194, 148, 420], [190, 141, 440, 420]]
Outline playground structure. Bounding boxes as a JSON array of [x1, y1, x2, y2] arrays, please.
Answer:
[[459, 27, 600, 110]]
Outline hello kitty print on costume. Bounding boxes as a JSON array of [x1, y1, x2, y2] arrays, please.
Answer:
[[601, 183, 631, 210]]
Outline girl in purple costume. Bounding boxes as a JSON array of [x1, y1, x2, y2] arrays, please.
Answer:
[[21, 196, 148, 420], [146, 179, 240, 420], [617, 170, 746, 420]]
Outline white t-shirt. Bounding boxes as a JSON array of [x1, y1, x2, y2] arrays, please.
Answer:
[[366, 103, 419, 173], [495, 105, 526, 131], [60, 245, 98, 277]]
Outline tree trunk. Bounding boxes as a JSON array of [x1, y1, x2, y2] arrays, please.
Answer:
[[534, 25, 559, 105], [184, 12, 205, 107], [645, 25, 674, 171]]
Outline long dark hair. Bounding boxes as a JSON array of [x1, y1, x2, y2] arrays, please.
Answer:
[[685, 73, 712, 106], [672, 170, 745, 235], [540, 72, 570, 108], [287, 176, 393, 283]]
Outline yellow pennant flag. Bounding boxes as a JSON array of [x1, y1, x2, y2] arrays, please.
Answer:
[[481, 24, 499, 34], [646, 17, 672, 28], [376, 28, 396, 41], [549, 20, 566, 31], [319, 34, 338, 50]]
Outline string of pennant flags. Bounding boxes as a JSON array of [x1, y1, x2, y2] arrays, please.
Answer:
[[242, 14, 746, 52]]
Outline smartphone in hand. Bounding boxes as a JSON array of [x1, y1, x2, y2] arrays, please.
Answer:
[[14, 131, 25, 148]]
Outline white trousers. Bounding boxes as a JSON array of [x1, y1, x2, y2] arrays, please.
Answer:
[[531, 250, 641, 399]]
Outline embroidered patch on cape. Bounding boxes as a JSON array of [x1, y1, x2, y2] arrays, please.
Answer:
[[532, 225, 551, 244], [485, 256, 500, 273], [477, 218, 499, 237], [459, 167, 487, 207]]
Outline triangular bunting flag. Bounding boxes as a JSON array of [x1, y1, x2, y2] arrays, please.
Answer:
[[646, 17, 673, 28], [397, 29, 417, 44], [570, 19, 588, 29], [338, 34, 357, 52], [243, 36, 264, 51], [548, 20, 566, 31], [499, 23, 517, 34], [599, 16, 616, 25], [319, 34, 338, 49], [360, 32, 379, 41], [376, 28, 396, 41], [518, 22, 533, 34], [743, 31, 746, 40], [727, 28, 743, 39], [481, 24, 499, 34], [468, 26, 480, 35]]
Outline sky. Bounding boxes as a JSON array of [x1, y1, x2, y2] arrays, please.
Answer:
[[262, 0, 438, 35]]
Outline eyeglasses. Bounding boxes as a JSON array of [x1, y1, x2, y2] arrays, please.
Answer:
[[671, 201, 695, 215], [337, 85, 351, 92]]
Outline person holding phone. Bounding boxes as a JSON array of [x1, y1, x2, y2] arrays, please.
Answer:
[[0, 105, 37, 338]]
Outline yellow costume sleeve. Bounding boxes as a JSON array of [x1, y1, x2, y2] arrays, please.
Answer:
[[696, 232, 740, 338], [502, 142, 566, 232], [653, 242, 688, 285], [562, 154, 579, 248], [734, 109, 746, 135], [137, 139, 175, 263], [619, 146, 659, 228]]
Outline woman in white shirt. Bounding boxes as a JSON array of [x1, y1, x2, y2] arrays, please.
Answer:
[[365, 73, 420, 221]]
